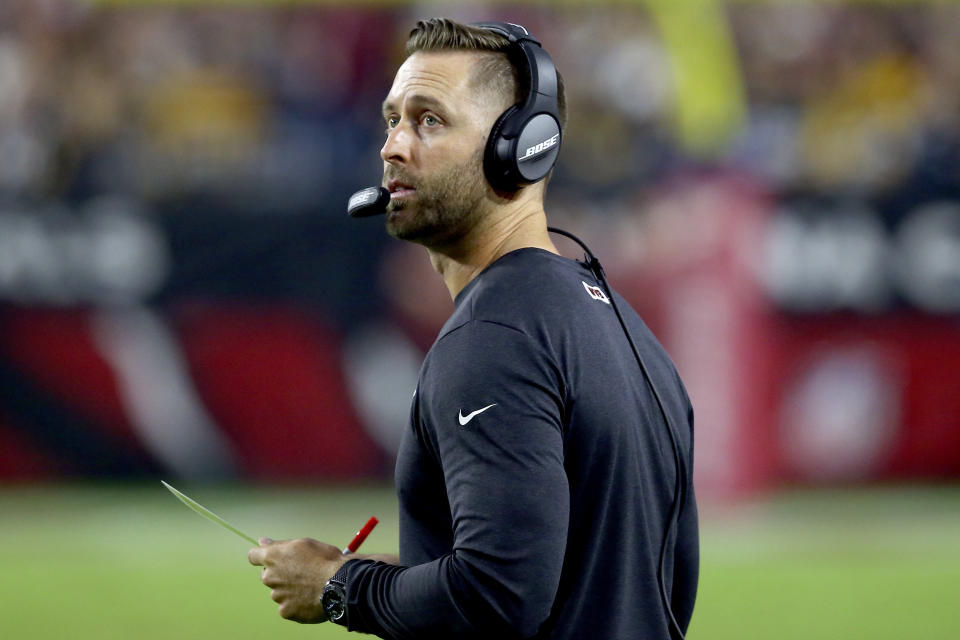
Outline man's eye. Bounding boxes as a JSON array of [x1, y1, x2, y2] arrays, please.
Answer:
[[386, 116, 399, 129], [422, 114, 439, 126]]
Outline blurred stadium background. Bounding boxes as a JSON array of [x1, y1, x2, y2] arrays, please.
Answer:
[[0, 0, 958, 638]]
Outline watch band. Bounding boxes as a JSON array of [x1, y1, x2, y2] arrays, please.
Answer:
[[329, 562, 352, 585]]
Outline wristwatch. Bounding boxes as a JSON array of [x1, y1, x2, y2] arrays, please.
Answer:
[[322, 564, 351, 625]]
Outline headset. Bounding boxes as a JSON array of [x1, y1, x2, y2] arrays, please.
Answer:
[[347, 22, 688, 640]]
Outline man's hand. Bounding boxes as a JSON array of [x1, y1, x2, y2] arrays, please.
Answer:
[[248, 537, 346, 624]]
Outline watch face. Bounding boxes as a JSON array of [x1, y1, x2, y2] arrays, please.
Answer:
[[322, 584, 346, 622]]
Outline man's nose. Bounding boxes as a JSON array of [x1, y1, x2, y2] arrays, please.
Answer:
[[381, 122, 412, 165]]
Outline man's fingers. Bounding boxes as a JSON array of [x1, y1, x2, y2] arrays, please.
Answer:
[[261, 568, 280, 588], [248, 537, 278, 566], [247, 538, 273, 566]]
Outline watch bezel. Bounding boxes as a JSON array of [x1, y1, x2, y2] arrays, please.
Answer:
[[322, 580, 347, 622]]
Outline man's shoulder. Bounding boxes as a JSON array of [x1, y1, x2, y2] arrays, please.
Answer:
[[458, 248, 584, 319], [434, 247, 619, 351]]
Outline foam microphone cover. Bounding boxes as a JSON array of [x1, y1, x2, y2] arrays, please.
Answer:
[[347, 187, 390, 217]]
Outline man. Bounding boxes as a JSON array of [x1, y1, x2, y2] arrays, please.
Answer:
[[248, 18, 698, 639]]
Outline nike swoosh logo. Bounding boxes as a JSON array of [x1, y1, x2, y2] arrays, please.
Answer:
[[458, 403, 497, 426]]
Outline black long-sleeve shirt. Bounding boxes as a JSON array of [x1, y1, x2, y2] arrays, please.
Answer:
[[340, 248, 698, 639]]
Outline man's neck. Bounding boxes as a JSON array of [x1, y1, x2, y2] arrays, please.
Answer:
[[427, 199, 558, 300]]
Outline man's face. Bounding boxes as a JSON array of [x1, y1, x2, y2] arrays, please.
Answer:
[[380, 51, 505, 246]]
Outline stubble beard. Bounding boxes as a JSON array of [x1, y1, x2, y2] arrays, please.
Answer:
[[385, 148, 488, 248]]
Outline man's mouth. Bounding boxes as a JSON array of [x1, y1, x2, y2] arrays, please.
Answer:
[[387, 179, 416, 200]]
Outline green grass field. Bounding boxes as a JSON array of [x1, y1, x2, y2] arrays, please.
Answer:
[[1, 482, 957, 639]]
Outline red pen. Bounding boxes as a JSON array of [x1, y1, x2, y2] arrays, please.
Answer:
[[343, 516, 378, 554]]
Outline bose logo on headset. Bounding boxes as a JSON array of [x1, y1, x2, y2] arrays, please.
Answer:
[[519, 133, 560, 163]]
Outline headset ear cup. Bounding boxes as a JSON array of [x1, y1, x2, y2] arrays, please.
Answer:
[[484, 105, 520, 192]]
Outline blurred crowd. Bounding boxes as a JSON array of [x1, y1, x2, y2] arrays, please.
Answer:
[[729, 3, 959, 199], [0, 2, 956, 232], [0, 4, 952, 206], [0, 3, 395, 209]]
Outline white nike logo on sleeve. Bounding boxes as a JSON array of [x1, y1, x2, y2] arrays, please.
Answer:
[[458, 403, 497, 426]]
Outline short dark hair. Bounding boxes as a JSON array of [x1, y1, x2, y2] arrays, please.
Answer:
[[404, 18, 567, 134]]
